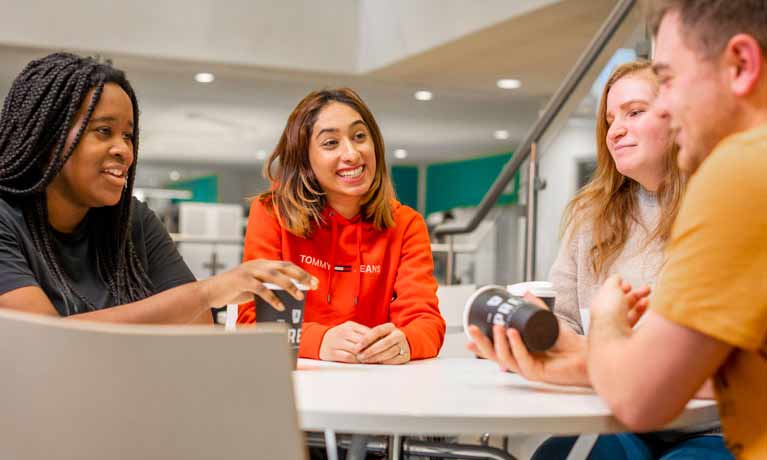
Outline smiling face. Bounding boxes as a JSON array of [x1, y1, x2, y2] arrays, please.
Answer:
[[47, 82, 135, 212], [604, 73, 673, 189], [652, 11, 736, 174], [308, 102, 376, 213]]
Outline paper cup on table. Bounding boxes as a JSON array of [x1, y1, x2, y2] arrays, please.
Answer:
[[507, 281, 556, 312], [255, 282, 309, 366]]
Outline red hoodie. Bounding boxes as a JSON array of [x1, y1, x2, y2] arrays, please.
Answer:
[[237, 198, 445, 360]]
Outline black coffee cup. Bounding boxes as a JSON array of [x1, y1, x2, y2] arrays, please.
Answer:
[[255, 283, 309, 364], [464, 285, 559, 352], [507, 281, 557, 312]]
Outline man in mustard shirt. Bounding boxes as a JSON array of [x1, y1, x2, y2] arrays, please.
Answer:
[[468, 1, 766, 459], [586, 1, 767, 459]]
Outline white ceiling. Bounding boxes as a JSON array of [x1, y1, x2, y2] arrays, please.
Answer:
[[0, 0, 620, 168]]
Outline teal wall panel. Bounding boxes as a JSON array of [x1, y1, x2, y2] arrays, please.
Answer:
[[425, 153, 519, 215], [168, 175, 219, 203], [391, 165, 419, 211]]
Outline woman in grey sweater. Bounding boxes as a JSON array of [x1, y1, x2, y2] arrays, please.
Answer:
[[536, 60, 730, 460], [549, 59, 682, 335], [469, 60, 730, 460]]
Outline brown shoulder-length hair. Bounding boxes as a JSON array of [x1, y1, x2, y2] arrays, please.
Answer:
[[562, 60, 685, 278], [259, 88, 395, 238]]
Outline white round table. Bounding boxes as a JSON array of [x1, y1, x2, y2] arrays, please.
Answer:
[[294, 357, 719, 459]]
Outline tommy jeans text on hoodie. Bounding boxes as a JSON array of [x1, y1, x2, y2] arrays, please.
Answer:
[[237, 198, 445, 360]]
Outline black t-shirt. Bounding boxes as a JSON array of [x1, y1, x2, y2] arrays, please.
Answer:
[[0, 197, 196, 316]]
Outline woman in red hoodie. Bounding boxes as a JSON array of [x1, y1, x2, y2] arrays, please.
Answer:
[[238, 88, 445, 364]]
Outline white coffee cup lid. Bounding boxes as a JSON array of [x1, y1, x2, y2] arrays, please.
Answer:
[[507, 281, 556, 298], [263, 281, 311, 291]]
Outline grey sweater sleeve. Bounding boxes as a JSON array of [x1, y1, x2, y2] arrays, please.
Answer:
[[548, 225, 585, 335]]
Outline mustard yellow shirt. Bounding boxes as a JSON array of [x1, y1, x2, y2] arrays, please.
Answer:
[[653, 123, 767, 460]]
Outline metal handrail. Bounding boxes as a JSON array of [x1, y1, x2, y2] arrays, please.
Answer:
[[433, 0, 636, 239]]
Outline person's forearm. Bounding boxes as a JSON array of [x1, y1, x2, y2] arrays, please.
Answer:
[[587, 314, 653, 427], [559, 331, 591, 387], [188, 303, 215, 324], [67, 281, 211, 325], [588, 314, 689, 431]]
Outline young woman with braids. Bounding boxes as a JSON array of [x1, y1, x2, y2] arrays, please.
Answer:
[[0, 53, 316, 323], [469, 60, 731, 460]]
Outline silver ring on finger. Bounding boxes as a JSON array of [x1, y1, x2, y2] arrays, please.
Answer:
[[398, 345, 404, 356]]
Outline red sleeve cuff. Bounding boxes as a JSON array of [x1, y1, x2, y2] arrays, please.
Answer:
[[298, 322, 332, 359], [402, 320, 445, 360]]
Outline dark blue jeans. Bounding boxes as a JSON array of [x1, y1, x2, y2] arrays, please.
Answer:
[[532, 433, 733, 460]]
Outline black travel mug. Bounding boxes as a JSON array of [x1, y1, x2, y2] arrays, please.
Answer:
[[255, 283, 309, 366], [464, 285, 559, 352]]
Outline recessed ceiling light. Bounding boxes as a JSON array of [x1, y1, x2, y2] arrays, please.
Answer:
[[494, 130, 510, 140], [497, 79, 522, 89], [255, 149, 268, 160], [194, 72, 215, 83], [414, 90, 433, 101], [394, 149, 408, 159], [169, 170, 181, 181]]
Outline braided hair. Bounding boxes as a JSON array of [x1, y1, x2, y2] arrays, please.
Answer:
[[0, 52, 153, 315]]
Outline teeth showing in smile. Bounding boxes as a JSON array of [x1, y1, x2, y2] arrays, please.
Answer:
[[338, 166, 364, 178], [103, 169, 125, 178]]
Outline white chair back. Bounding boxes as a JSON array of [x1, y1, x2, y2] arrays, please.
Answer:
[[437, 284, 477, 358], [0, 309, 305, 460]]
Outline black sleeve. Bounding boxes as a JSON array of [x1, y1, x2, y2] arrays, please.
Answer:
[[0, 206, 40, 295], [135, 200, 197, 293]]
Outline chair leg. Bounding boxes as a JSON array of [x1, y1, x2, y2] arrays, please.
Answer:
[[347, 434, 371, 460], [324, 430, 339, 460], [388, 434, 402, 460]]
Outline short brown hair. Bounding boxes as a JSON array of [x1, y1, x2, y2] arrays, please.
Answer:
[[647, 0, 767, 59], [260, 88, 395, 238]]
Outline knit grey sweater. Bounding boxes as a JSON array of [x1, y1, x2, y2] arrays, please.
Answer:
[[549, 188, 664, 333], [547, 191, 721, 437]]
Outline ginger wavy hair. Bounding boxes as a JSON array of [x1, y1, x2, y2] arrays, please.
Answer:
[[259, 88, 395, 238], [562, 60, 685, 278]]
